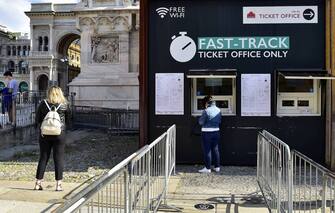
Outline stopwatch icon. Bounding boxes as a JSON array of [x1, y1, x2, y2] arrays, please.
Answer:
[[170, 32, 197, 63]]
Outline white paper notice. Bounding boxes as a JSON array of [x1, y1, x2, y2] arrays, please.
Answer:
[[241, 74, 271, 116], [155, 73, 184, 115]]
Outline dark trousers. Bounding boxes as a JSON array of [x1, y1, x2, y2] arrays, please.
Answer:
[[201, 131, 221, 169], [36, 133, 65, 180], [8, 100, 15, 123]]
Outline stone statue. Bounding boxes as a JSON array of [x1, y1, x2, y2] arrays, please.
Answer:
[[106, 38, 119, 62], [91, 36, 100, 63], [91, 36, 119, 63]]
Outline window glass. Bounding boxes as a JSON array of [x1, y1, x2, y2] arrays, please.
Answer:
[[216, 100, 229, 109], [282, 100, 295, 107], [196, 78, 233, 96], [44, 36, 49, 51], [279, 75, 314, 93], [298, 100, 309, 107], [38, 37, 43, 51], [7, 46, 11, 56], [193, 77, 235, 114]]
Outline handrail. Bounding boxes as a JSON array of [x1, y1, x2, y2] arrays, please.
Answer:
[[258, 131, 282, 152], [131, 132, 167, 162], [262, 130, 292, 161], [53, 125, 177, 213], [257, 130, 335, 213], [291, 150, 331, 174], [54, 145, 149, 213]]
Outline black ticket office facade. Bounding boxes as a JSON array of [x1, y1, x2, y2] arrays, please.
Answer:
[[140, 0, 334, 166]]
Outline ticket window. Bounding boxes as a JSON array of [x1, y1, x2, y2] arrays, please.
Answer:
[[188, 72, 236, 116], [277, 71, 335, 116]]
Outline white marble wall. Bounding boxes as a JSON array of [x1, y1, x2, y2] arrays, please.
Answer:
[[27, 1, 139, 109], [68, 3, 139, 109]]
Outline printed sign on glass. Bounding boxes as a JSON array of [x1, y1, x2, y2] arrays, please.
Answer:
[[243, 6, 318, 24]]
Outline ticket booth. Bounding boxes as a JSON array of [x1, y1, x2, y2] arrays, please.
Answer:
[[140, 0, 333, 165]]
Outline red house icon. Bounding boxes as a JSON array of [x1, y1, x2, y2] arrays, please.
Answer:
[[247, 11, 256, 18]]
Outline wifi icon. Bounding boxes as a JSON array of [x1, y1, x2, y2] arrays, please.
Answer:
[[156, 7, 169, 18]]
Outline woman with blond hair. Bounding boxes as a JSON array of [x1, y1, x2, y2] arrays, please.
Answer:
[[34, 86, 68, 191]]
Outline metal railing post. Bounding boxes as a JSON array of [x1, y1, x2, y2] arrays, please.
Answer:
[[124, 170, 129, 213], [277, 151, 282, 213], [288, 153, 293, 213], [173, 126, 176, 175], [128, 163, 133, 213], [322, 175, 327, 213], [164, 128, 170, 205], [12, 97, 16, 134], [256, 135, 260, 180], [70, 92, 76, 124], [146, 152, 151, 213]]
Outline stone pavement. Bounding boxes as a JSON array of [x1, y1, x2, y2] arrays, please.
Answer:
[[0, 181, 87, 213], [160, 166, 269, 213], [0, 169, 269, 213]]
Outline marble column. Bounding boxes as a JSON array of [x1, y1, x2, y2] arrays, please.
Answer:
[[30, 25, 34, 52], [29, 68, 33, 90], [49, 24, 53, 53]]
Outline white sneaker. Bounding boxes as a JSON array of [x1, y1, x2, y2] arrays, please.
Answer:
[[213, 167, 220, 172], [198, 167, 211, 173]]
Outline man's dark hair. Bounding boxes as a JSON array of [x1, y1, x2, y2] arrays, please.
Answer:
[[3, 71, 12, 77], [203, 95, 213, 105]]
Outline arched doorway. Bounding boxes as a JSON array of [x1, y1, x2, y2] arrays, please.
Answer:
[[57, 33, 81, 93], [38, 75, 49, 91]]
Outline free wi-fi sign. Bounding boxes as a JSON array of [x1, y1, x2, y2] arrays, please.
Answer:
[[156, 7, 169, 18], [156, 6, 186, 19]]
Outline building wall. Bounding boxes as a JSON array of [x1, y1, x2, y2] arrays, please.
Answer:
[[26, 0, 140, 109], [68, 41, 80, 68], [0, 30, 30, 91]]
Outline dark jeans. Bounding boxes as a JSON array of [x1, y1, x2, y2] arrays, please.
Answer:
[[8, 100, 15, 123], [201, 131, 221, 169], [36, 133, 65, 181]]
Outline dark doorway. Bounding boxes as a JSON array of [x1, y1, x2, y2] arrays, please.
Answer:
[[38, 75, 48, 91], [8, 61, 15, 72]]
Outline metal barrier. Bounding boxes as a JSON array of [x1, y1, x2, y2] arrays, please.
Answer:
[[0, 91, 80, 132], [129, 133, 167, 212], [72, 106, 139, 135], [54, 125, 176, 213], [257, 132, 283, 213], [261, 130, 293, 213], [165, 125, 176, 198], [323, 173, 335, 213], [54, 147, 147, 213], [257, 130, 335, 213], [291, 150, 330, 212], [0, 92, 45, 129]]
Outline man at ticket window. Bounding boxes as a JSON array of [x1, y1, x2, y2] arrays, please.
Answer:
[[198, 95, 222, 173]]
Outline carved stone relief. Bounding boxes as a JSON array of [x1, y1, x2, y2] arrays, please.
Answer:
[[79, 17, 96, 29], [91, 36, 119, 63], [111, 16, 131, 31], [79, 15, 131, 32]]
